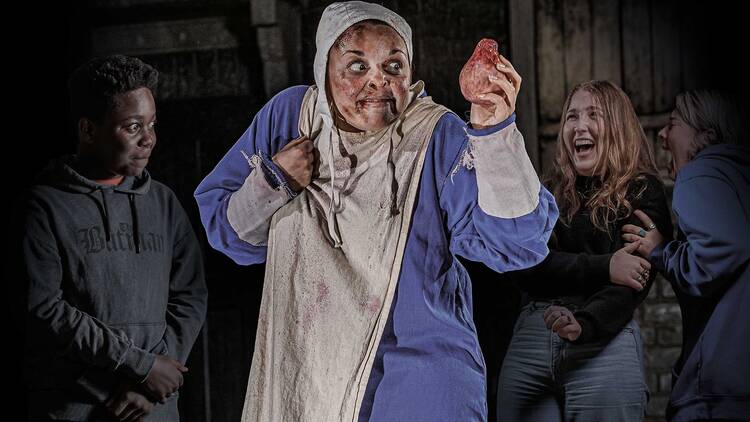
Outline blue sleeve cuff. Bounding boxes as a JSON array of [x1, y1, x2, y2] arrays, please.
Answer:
[[257, 151, 298, 199], [649, 241, 668, 272], [466, 113, 516, 137]]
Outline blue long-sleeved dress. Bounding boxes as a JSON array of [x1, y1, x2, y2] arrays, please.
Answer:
[[195, 85, 558, 420]]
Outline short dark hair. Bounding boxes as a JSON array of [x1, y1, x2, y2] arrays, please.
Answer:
[[68, 55, 158, 123]]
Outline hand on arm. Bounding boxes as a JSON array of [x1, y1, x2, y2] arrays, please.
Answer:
[[648, 175, 750, 296], [141, 355, 187, 403], [609, 240, 652, 291], [621, 209, 667, 260]]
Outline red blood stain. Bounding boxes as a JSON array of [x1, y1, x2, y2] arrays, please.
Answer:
[[316, 282, 330, 304], [302, 281, 331, 331], [362, 294, 381, 316]]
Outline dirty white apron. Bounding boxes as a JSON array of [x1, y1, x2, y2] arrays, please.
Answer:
[[241, 82, 448, 421]]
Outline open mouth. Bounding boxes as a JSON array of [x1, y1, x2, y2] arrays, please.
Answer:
[[357, 97, 395, 109], [574, 139, 595, 154]]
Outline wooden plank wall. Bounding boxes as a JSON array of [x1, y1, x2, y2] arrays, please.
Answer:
[[521, 1, 719, 419], [532, 0, 708, 180]]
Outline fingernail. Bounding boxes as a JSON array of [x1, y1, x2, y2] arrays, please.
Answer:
[[478, 94, 486, 98], [488, 75, 499, 80]]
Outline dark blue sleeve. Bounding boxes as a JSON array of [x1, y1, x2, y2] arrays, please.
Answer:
[[652, 172, 750, 297], [193, 86, 308, 265]]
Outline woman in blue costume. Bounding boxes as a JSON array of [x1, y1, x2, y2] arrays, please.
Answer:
[[194, 2, 557, 420]]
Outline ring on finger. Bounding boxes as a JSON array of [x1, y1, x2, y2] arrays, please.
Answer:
[[638, 228, 647, 238], [647, 223, 656, 230]]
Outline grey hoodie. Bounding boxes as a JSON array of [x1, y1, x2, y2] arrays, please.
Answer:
[[22, 155, 207, 420]]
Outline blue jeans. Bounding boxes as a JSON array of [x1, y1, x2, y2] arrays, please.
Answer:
[[497, 302, 648, 422]]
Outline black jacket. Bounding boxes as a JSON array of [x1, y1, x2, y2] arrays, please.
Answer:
[[512, 173, 673, 343]]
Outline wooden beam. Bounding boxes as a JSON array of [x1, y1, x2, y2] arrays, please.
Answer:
[[652, 0, 681, 112], [91, 18, 239, 56], [562, 0, 592, 91], [592, 0, 622, 85], [251, 0, 277, 25], [509, 0, 540, 170], [622, 0, 654, 114], [536, 0, 566, 124]]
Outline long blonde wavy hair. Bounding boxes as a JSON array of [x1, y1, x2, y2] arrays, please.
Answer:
[[550, 80, 659, 232]]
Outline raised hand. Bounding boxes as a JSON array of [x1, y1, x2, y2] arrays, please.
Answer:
[[469, 55, 522, 129]]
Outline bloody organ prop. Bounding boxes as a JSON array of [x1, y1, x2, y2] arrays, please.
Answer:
[[460, 38, 505, 106]]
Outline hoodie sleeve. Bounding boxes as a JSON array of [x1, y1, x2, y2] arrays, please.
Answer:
[[651, 171, 750, 297], [194, 85, 308, 265], [23, 197, 156, 382], [162, 198, 208, 364], [438, 113, 558, 273]]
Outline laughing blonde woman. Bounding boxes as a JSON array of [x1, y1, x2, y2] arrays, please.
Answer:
[[498, 80, 673, 421]]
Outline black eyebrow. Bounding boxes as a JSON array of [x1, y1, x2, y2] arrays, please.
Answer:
[[119, 115, 144, 122], [390, 49, 406, 56]]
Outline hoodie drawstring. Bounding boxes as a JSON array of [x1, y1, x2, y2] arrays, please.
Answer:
[[94, 189, 141, 254], [129, 194, 141, 254], [327, 125, 343, 248], [99, 189, 112, 242], [387, 123, 399, 217]]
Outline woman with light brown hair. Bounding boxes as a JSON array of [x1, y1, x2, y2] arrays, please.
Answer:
[[497, 80, 673, 421]]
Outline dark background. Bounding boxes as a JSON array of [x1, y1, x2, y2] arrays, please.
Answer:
[[8, 1, 746, 421]]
